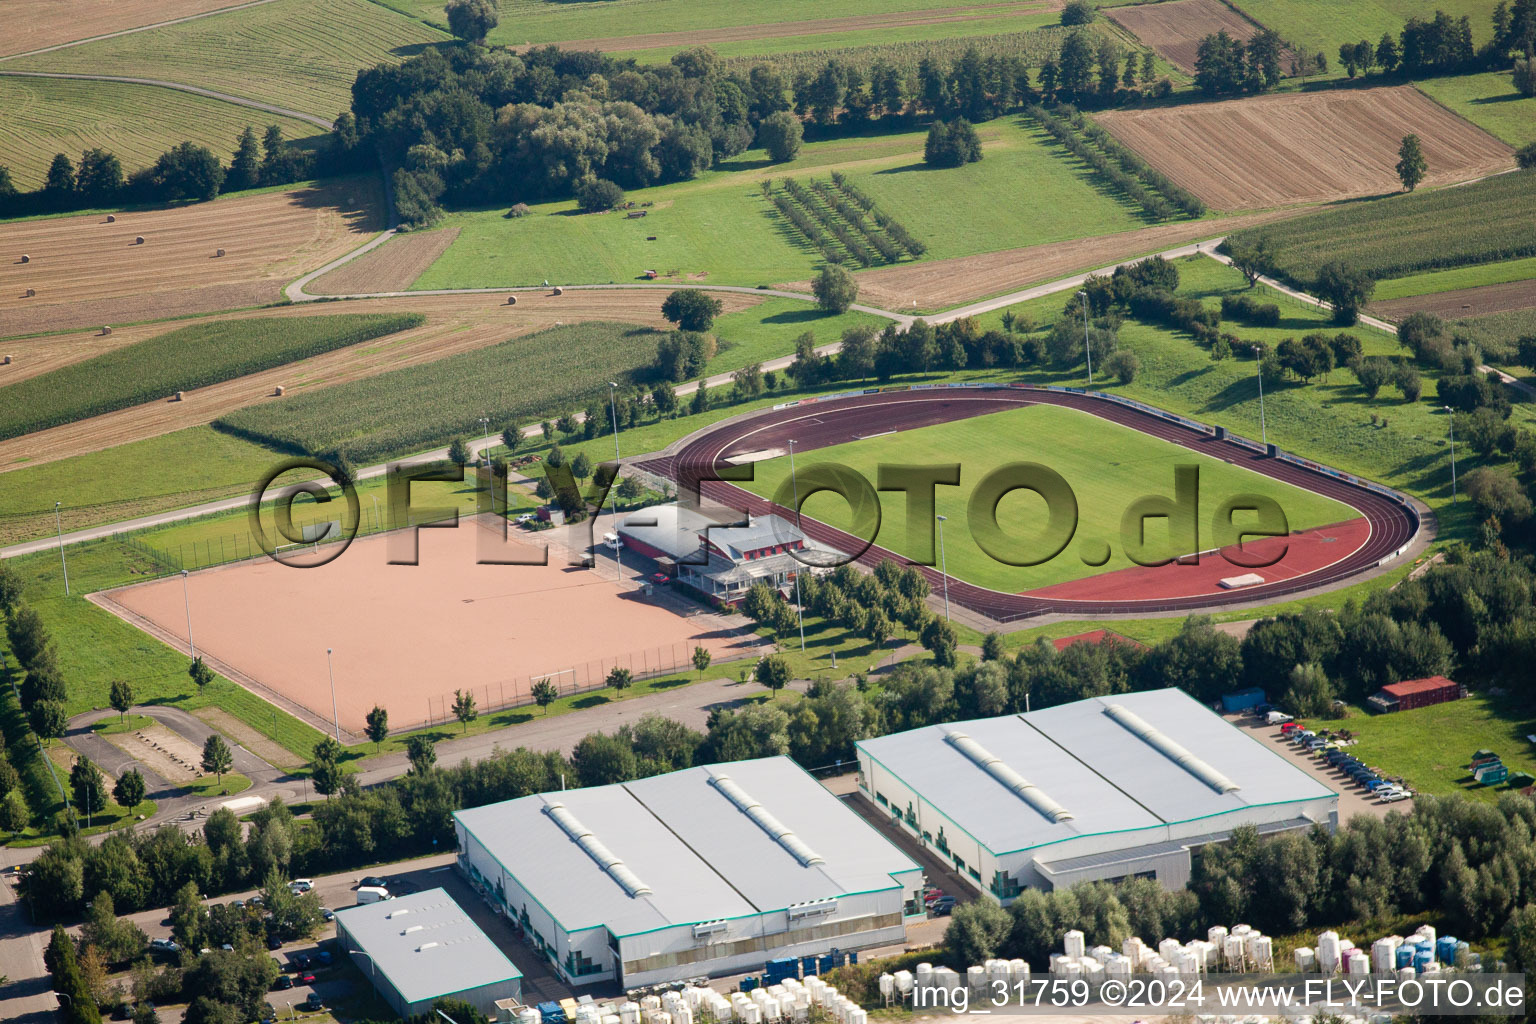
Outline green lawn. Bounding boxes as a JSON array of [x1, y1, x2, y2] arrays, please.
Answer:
[[1317, 694, 1536, 800], [1416, 71, 1536, 146], [0, 76, 324, 190], [9, 0, 448, 119], [741, 402, 1355, 592], [1372, 254, 1536, 302], [91, 713, 156, 735], [0, 426, 299, 548], [1230, 0, 1503, 66], [413, 118, 1151, 289], [705, 299, 887, 375]]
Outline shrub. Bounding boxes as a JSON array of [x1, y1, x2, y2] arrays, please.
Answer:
[[1353, 356, 1393, 398], [813, 264, 859, 313], [1104, 349, 1140, 384], [758, 111, 804, 163], [1219, 294, 1280, 326], [924, 118, 983, 167], [575, 177, 624, 212]]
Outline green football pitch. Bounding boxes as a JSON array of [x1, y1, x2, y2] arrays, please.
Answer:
[[740, 404, 1357, 593]]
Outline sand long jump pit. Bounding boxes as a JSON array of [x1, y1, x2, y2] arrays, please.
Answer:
[[97, 517, 752, 736]]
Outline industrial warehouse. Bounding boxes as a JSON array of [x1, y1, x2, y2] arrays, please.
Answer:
[[453, 757, 924, 989], [856, 688, 1339, 900]]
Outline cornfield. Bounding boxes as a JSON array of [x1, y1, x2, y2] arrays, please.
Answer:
[[214, 321, 666, 464], [0, 313, 424, 442]]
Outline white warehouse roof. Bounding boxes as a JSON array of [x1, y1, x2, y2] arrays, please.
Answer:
[[858, 688, 1335, 857], [333, 888, 520, 1005], [454, 757, 920, 938]]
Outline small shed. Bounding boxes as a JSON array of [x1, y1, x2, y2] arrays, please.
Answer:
[[1220, 687, 1266, 714], [1369, 676, 1462, 713]]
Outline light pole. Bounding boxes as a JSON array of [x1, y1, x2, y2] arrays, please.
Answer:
[[326, 647, 340, 742], [181, 569, 195, 660], [787, 439, 805, 652], [1444, 406, 1458, 504], [1077, 289, 1093, 386], [935, 514, 950, 622], [608, 382, 623, 582], [1253, 345, 1267, 446], [54, 501, 70, 596], [370, 493, 380, 534]]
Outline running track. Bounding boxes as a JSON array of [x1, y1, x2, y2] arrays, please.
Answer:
[[637, 387, 1421, 621]]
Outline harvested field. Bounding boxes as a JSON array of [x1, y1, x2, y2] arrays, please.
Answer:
[[0, 177, 384, 335], [1095, 86, 1515, 211], [307, 228, 461, 295], [524, 0, 1060, 53], [1105, 0, 1274, 74], [0, 0, 252, 57], [0, 290, 756, 470], [790, 209, 1300, 310], [1372, 279, 1536, 321]]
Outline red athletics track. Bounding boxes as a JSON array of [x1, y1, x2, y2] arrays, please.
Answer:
[[637, 386, 1421, 622], [1022, 517, 1373, 602]]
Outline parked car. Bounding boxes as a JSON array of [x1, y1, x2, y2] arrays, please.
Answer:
[[1266, 710, 1294, 725], [1379, 788, 1411, 803], [230, 899, 245, 909], [315, 950, 333, 966], [266, 935, 283, 950], [289, 879, 314, 893], [320, 908, 334, 921], [302, 994, 324, 1012], [929, 897, 957, 916], [650, 572, 669, 584], [149, 939, 180, 955], [357, 876, 388, 889], [298, 972, 317, 986], [272, 976, 293, 991], [356, 885, 391, 904], [289, 953, 313, 972]]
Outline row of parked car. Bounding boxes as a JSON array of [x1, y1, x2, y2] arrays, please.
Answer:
[[923, 887, 956, 916], [1280, 722, 1411, 802]]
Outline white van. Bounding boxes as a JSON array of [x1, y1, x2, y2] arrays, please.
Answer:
[[356, 886, 392, 905]]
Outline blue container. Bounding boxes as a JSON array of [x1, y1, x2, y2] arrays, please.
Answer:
[[1396, 947, 1415, 969], [741, 976, 759, 992], [1437, 937, 1458, 963], [1414, 950, 1434, 972], [849, 952, 859, 965], [538, 1003, 565, 1024], [800, 956, 819, 977]]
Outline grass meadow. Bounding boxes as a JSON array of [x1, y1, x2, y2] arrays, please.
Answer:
[[1416, 71, 1536, 146], [416, 118, 1152, 289], [0, 77, 323, 190], [9, 0, 448, 119], [1371, 254, 1536, 301]]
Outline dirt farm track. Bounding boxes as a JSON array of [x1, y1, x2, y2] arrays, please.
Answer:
[[641, 388, 1422, 620], [0, 177, 384, 335], [1096, 86, 1515, 210]]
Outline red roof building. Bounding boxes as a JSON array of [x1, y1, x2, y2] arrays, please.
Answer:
[[1369, 675, 1462, 713]]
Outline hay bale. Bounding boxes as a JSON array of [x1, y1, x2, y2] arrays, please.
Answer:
[[551, 286, 563, 295], [273, 385, 285, 396], [24, 288, 35, 297], [506, 295, 518, 305], [18, 254, 29, 264], [106, 214, 116, 223], [2, 355, 11, 365], [215, 248, 225, 257], [134, 236, 145, 245], [172, 391, 184, 402], [101, 326, 112, 336]]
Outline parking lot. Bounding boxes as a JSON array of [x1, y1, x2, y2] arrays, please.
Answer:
[[1224, 712, 1414, 822]]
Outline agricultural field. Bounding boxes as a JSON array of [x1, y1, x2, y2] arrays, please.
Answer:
[[415, 118, 1151, 290], [704, 298, 888, 375], [1444, 307, 1536, 359], [707, 19, 1081, 71], [214, 321, 677, 462], [1094, 86, 1514, 211], [0, 0, 242, 58], [1227, 0, 1504, 65], [0, 176, 384, 335], [0, 75, 323, 191], [1371, 255, 1536, 303], [307, 227, 461, 295], [1371, 279, 1536, 321], [0, 313, 422, 440], [1105, 0, 1275, 75], [8, 0, 450, 119], [1415, 70, 1536, 146], [741, 402, 1355, 592], [1226, 167, 1536, 283]]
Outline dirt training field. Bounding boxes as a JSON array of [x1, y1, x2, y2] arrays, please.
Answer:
[[1372, 279, 1536, 320], [806, 209, 1300, 310], [0, 290, 758, 471], [0, 177, 384, 335], [1095, 86, 1515, 210], [0, 0, 256, 56], [307, 228, 461, 295], [525, 0, 1062, 53], [1105, 0, 1277, 74], [101, 518, 756, 735]]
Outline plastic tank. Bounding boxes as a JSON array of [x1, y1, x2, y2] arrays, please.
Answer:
[[1347, 952, 1368, 976], [1436, 936, 1459, 963], [893, 971, 914, 994], [1064, 930, 1086, 959], [878, 975, 895, 1000], [1159, 938, 1182, 962], [1122, 937, 1145, 963], [1232, 924, 1253, 937], [1251, 936, 1273, 968], [1106, 955, 1131, 980], [642, 997, 663, 1012], [1009, 959, 1029, 981], [520, 1009, 543, 1024], [1208, 926, 1229, 948], [620, 1004, 640, 1024], [1294, 947, 1316, 971], [968, 966, 987, 995], [1317, 932, 1341, 973]]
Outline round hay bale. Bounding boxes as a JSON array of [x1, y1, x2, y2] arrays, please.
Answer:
[[173, 390, 184, 402], [506, 295, 518, 305], [19, 254, 29, 264], [24, 288, 35, 297], [274, 385, 285, 396], [134, 236, 145, 245], [101, 326, 112, 336], [215, 248, 225, 258], [2, 355, 11, 365], [551, 286, 563, 295], [106, 214, 116, 223]]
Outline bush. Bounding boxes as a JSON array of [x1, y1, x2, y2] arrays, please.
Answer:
[[758, 111, 804, 163], [813, 264, 859, 313], [1518, 141, 1536, 170], [924, 118, 983, 167], [1219, 294, 1280, 326], [1103, 349, 1140, 384], [1514, 57, 1536, 98], [576, 177, 624, 212]]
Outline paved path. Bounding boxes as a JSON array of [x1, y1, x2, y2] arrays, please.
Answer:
[[0, 70, 334, 129], [0, 0, 282, 63]]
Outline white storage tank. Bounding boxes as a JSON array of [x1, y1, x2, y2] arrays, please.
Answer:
[[1417, 926, 1437, 946], [1009, 959, 1029, 981], [520, 1009, 543, 1024], [879, 975, 895, 1000], [1122, 937, 1145, 964], [915, 963, 933, 988], [740, 1005, 761, 1024], [1397, 967, 1415, 983], [621, 1004, 641, 1024], [968, 966, 987, 995], [1347, 951, 1369, 976], [642, 997, 663, 1012], [1295, 947, 1316, 971], [1372, 937, 1401, 974], [1208, 926, 1229, 947], [1064, 930, 1086, 959], [1106, 955, 1131, 980], [1251, 935, 1273, 970], [893, 970, 914, 994], [1159, 938, 1183, 962], [1089, 945, 1113, 964], [1224, 936, 1247, 967], [1231, 924, 1252, 937], [1318, 932, 1342, 973]]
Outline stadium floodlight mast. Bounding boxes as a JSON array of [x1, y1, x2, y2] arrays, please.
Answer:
[[54, 501, 70, 596], [787, 439, 805, 652], [326, 647, 340, 741], [935, 513, 951, 622], [181, 569, 195, 660], [1253, 345, 1267, 445], [1444, 405, 1458, 503], [609, 382, 623, 581], [1077, 290, 1093, 386]]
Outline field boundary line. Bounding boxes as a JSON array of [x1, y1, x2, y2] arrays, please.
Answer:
[[0, 0, 282, 62], [0, 70, 334, 128]]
